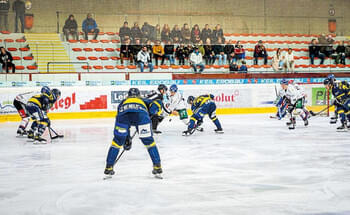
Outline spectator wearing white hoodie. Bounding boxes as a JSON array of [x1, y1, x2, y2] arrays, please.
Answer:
[[284, 48, 295, 73], [137, 46, 153, 72], [190, 47, 204, 73]]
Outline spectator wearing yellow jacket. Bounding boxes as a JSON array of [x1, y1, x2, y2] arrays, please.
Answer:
[[152, 40, 164, 66]]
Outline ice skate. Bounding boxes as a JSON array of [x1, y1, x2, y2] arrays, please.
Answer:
[[215, 128, 224, 134], [152, 164, 163, 179], [103, 165, 115, 180]]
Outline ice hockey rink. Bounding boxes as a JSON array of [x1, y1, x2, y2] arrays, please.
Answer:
[[0, 114, 350, 215]]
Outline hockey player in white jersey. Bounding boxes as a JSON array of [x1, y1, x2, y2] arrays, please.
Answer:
[[13, 86, 51, 136], [164, 84, 189, 125], [279, 79, 310, 129]]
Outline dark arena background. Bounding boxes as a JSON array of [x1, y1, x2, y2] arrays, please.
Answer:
[[1, 0, 350, 214]]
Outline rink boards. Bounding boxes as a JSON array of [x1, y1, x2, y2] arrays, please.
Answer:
[[0, 83, 330, 122]]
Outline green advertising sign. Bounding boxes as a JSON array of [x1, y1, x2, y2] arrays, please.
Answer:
[[312, 87, 332, 106]]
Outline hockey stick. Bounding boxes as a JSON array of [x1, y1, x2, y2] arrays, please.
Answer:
[[309, 104, 333, 116], [113, 130, 138, 167], [48, 126, 64, 139]]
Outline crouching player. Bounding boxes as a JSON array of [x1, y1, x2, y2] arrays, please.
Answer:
[[279, 79, 309, 129], [149, 97, 165, 134], [324, 77, 350, 131], [13, 86, 51, 136], [104, 88, 162, 178], [26, 88, 61, 143], [183, 94, 223, 136]]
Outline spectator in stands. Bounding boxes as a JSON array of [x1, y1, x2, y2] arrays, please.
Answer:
[[201, 24, 212, 43], [213, 37, 226, 65], [145, 39, 153, 60], [137, 46, 153, 72], [234, 41, 245, 62], [82, 13, 99, 40], [212, 24, 224, 44], [171, 25, 182, 43], [161, 24, 171, 42], [141, 22, 152, 42], [324, 35, 335, 58], [224, 41, 235, 63], [0, 46, 15, 73], [335, 41, 346, 65], [152, 40, 164, 66], [162, 40, 174, 65], [0, 0, 10, 31], [239, 60, 248, 73], [131, 39, 142, 65], [272, 48, 284, 71], [198, 40, 205, 56], [204, 38, 215, 65], [253, 40, 268, 65], [309, 39, 325, 65], [284, 48, 295, 73], [131, 22, 142, 42], [190, 47, 204, 73], [12, 0, 25, 33], [184, 44, 193, 60], [346, 43, 350, 59], [176, 44, 186, 65], [318, 34, 327, 56], [63, 14, 78, 41], [154, 24, 161, 42], [181, 23, 191, 44], [191, 24, 201, 43], [229, 60, 238, 73], [120, 39, 133, 65], [119, 21, 131, 42]]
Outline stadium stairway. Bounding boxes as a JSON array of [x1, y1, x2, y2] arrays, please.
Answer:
[[25, 33, 75, 73]]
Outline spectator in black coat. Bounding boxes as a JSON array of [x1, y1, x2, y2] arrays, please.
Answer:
[[213, 37, 226, 65], [204, 38, 215, 65], [131, 39, 142, 65], [12, 0, 25, 33], [0, 0, 10, 31], [309, 39, 325, 65], [171, 25, 182, 43], [141, 22, 152, 42], [161, 24, 171, 43], [0, 46, 15, 73], [120, 39, 133, 65], [119, 21, 131, 42], [201, 24, 212, 43], [224, 42, 235, 63], [335, 41, 346, 65], [212, 24, 224, 44], [162, 40, 175, 65], [131, 22, 142, 42], [253, 40, 268, 65], [176, 44, 186, 65], [63, 14, 78, 41]]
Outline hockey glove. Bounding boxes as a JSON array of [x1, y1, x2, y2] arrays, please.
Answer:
[[124, 136, 132, 151]]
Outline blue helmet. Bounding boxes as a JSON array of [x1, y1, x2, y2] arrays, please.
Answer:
[[170, 84, 178, 92], [41, 86, 51, 95], [187, 96, 195, 104], [327, 74, 336, 84], [280, 79, 289, 85], [128, 88, 140, 97]]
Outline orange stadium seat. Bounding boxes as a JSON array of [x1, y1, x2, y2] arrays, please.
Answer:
[[15, 65, 25, 70], [116, 48, 121, 52], [160, 65, 169, 69], [82, 65, 92, 70], [84, 48, 93, 52], [93, 65, 103, 70], [27, 65, 37, 70], [105, 48, 115, 52], [19, 47, 29, 51], [99, 56, 109, 60], [224, 65, 229, 69], [127, 65, 137, 69], [181, 65, 191, 69], [205, 65, 211, 69], [77, 56, 87, 60], [98, 32, 105, 35], [80, 39, 88, 43], [106, 32, 115, 36], [94, 48, 104, 52], [23, 56, 33, 60], [329, 65, 337, 68], [1, 30, 10, 34], [90, 39, 99, 43], [72, 48, 82, 52], [111, 39, 120, 43], [15, 39, 26, 43], [88, 56, 98, 60], [320, 64, 329, 68], [110, 56, 119, 60], [310, 65, 319, 68], [171, 65, 180, 69], [100, 40, 110, 43], [13, 56, 21, 60], [4, 39, 14, 42], [7, 47, 17, 51], [337, 64, 345, 68], [104, 65, 115, 70], [68, 40, 78, 43]]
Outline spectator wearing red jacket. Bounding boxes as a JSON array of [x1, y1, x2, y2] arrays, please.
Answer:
[[234, 41, 245, 62], [253, 40, 268, 65]]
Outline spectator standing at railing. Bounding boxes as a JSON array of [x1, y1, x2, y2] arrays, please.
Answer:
[[272, 48, 284, 72], [131, 22, 142, 42], [190, 47, 204, 73], [0, 0, 10, 31], [154, 24, 161, 42], [284, 48, 295, 73], [162, 40, 175, 65], [213, 37, 226, 65], [201, 24, 212, 43], [212, 24, 224, 44], [131, 39, 142, 65], [253, 40, 268, 65], [234, 41, 245, 63], [119, 21, 131, 42], [224, 40, 235, 63], [171, 25, 182, 43], [63, 14, 78, 41], [152, 40, 164, 66], [191, 24, 201, 44], [120, 39, 133, 66], [324, 35, 335, 58], [204, 38, 215, 65], [12, 0, 25, 33], [137, 46, 153, 72], [82, 13, 99, 40], [141, 22, 152, 42], [161, 24, 171, 43], [176, 44, 186, 65], [335, 41, 346, 65], [0, 46, 15, 73], [181, 23, 191, 44], [309, 39, 325, 65]]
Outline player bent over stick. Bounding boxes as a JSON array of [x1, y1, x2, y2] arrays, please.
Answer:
[[279, 79, 309, 130], [324, 75, 350, 131], [183, 94, 223, 136], [104, 88, 163, 179]]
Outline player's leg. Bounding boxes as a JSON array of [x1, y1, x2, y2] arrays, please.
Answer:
[[286, 104, 296, 129], [183, 110, 204, 135], [336, 106, 347, 130], [25, 104, 39, 139], [33, 109, 49, 142], [295, 98, 309, 126], [208, 103, 223, 133], [13, 99, 30, 135], [104, 115, 130, 175]]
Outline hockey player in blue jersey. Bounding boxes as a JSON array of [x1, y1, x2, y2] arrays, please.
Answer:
[[182, 94, 223, 136], [26, 88, 61, 143], [104, 88, 162, 178], [146, 84, 167, 134], [324, 76, 350, 130]]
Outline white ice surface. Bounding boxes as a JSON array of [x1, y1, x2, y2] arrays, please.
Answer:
[[0, 114, 350, 215]]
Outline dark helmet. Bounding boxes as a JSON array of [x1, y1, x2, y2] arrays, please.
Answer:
[[41, 86, 51, 95], [327, 74, 336, 85], [187, 96, 195, 104], [157, 84, 167, 92], [51, 89, 61, 101], [128, 88, 141, 97], [280, 79, 289, 85], [323, 78, 331, 86]]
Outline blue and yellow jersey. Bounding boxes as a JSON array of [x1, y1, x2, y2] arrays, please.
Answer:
[[331, 81, 350, 104], [149, 99, 163, 116], [117, 97, 151, 114], [191, 94, 215, 111], [27, 93, 53, 111]]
